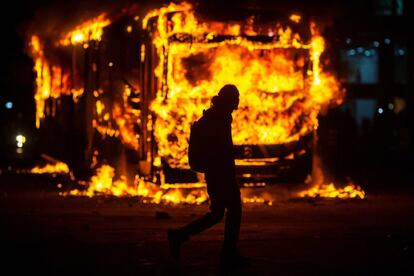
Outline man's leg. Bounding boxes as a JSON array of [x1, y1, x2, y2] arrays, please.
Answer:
[[179, 205, 225, 237], [168, 200, 224, 259], [222, 190, 242, 257], [219, 190, 249, 270]]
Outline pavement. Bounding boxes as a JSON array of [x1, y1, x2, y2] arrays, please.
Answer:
[[1, 173, 414, 275]]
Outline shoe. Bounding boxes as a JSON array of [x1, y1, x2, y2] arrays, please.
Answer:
[[167, 229, 187, 260]]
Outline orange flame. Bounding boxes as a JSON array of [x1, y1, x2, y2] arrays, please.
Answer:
[[30, 35, 49, 128], [29, 35, 79, 128], [298, 152, 365, 199], [145, 2, 345, 168], [298, 177, 365, 199], [92, 85, 141, 149], [69, 165, 136, 197], [68, 165, 209, 204], [31, 161, 70, 174], [112, 85, 140, 150], [289, 14, 302, 23], [67, 165, 273, 205], [58, 13, 111, 46], [30, 2, 355, 205], [29, 14, 110, 128]]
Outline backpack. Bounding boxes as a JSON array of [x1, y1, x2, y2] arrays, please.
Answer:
[[188, 115, 209, 173]]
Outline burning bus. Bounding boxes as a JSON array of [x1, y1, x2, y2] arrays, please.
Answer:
[[27, 2, 344, 185]]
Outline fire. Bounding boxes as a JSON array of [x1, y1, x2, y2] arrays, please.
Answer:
[[29, 35, 81, 128], [69, 165, 136, 197], [93, 93, 120, 138], [67, 165, 272, 205], [30, 36, 63, 128], [289, 14, 302, 23], [298, 177, 366, 199], [68, 164, 209, 204], [297, 151, 365, 199], [29, 2, 358, 205], [112, 85, 140, 150], [30, 13, 138, 153], [29, 2, 344, 165], [29, 13, 110, 128], [58, 13, 111, 46], [138, 180, 209, 205], [145, 2, 345, 168], [31, 161, 70, 174], [92, 85, 141, 150]]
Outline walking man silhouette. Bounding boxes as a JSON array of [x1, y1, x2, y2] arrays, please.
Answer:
[[167, 84, 248, 269]]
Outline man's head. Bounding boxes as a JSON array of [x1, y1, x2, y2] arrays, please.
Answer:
[[212, 84, 239, 112]]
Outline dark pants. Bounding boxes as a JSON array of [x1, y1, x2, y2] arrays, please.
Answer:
[[178, 171, 242, 255]]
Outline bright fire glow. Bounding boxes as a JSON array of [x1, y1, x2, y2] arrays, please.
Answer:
[[29, 14, 110, 128], [59, 13, 111, 46], [112, 85, 140, 150], [289, 14, 302, 23], [68, 165, 273, 205], [69, 165, 136, 197], [298, 154, 365, 199], [31, 162, 70, 174], [68, 164, 209, 203], [30, 35, 54, 128], [145, 2, 344, 168], [298, 179, 366, 199], [30, 2, 362, 204], [29, 35, 75, 128], [92, 85, 141, 150]]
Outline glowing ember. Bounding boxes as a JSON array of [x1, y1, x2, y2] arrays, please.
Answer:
[[289, 14, 302, 23], [112, 85, 140, 150], [145, 2, 344, 168], [242, 195, 273, 206], [31, 162, 70, 174], [92, 85, 141, 149], [298, 179, 366, 199]]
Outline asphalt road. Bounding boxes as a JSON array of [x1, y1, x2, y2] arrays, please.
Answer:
[[1, 174, 413, 275]]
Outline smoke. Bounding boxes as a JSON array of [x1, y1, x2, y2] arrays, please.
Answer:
[[21, 0, 172, 42], [23, 0, 124, 39]]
